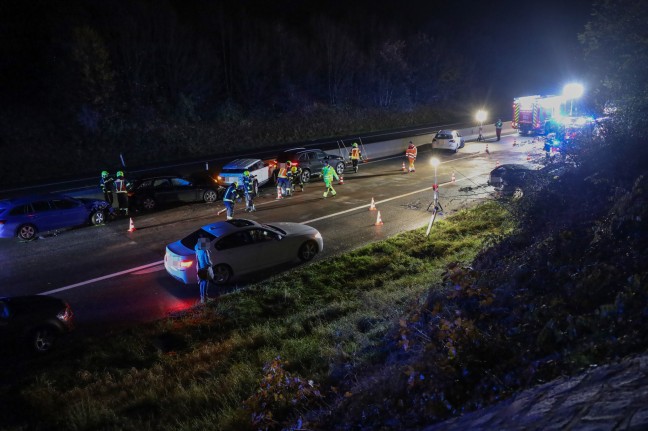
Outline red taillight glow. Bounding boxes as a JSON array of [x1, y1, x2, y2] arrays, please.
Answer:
[[180, 260, 193, 268], [0, 220, 5, 225]]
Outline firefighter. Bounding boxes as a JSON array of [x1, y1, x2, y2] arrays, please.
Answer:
[[114, 171, 130, 216], [495, 118, 503, 141], [100, 170, 115, 205], [405, 142, 417, 173], [290, 164, 304, 192], [276, 162, 290, 199], [322, 160, 339, 198], [222, 181, 240, 220], [349, 142, 362, 173], [242, 170, 256, 212]]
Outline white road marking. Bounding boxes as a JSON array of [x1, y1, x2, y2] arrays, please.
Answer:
[[43, 170, 486, 295]]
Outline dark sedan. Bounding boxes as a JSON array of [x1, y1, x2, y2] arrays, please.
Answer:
[[0, 295, 74, 353], [128, 173, 224, 211], [0, 194, 114, 241]]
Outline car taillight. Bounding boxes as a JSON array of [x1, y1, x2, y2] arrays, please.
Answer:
[[0, 220, 5, 225], [57, 304, 74, 324], [180, 260, 193, 269]]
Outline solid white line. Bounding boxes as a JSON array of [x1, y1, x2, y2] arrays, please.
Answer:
[[41, 260, 164, 295]]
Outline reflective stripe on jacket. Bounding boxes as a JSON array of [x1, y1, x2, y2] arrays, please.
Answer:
[[406, 147, 417, 160]]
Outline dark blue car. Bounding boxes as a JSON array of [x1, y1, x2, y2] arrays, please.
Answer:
[[0, 194, 114, 241]]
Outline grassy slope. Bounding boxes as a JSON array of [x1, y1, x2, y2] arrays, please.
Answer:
[[0, 202, 513, 431]]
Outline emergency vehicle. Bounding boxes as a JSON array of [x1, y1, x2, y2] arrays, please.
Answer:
[[512, 95, 565, 135]]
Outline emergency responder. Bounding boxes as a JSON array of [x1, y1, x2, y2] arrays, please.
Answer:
[[495, 118, 503, 141], [100, 170, 115, 205], [405, 142, 417, 173], [223, 181, 240, 220], [242, 170, 256, 212], [322, 160, 339, 198], [349, 142, 362, 173], [290, 164, 304, 192], [114, 171, 129, 216], [276, 162, 290, 199]]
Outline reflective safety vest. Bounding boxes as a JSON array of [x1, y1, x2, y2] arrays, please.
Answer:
[[115, 177, 128, 193], [278, 166, 288, 179], [350, 147, 361, 160], [322, 165, 338, 183], [406, 146, 417, 160], [496, 120, 503, 129], [223, 185, 238, 202]]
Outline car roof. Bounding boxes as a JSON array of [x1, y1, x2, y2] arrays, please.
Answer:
[[0, 193, 73, 206], [198, 218, 260, 237], [436, 129, 456, 135], [221, 158, 262, 170]]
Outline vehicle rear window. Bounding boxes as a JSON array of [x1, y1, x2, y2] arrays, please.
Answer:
[[437, 133, 453, 139], [180, 229, 218, 249]]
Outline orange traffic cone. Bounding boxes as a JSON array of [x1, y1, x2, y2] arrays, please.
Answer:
[[496, 160, 500, 168], [276, 186, 283, 200], [513, 138, 517, 146], [485, 143, 489, 154], [338, 175, 344, 185], [127, 218, 136, 232], [402, 162, 407, 172], [369, 197, 376, 210], [527, 153, 531, 161], [375, 211, 383, 226], [451, 171, 456, 183]]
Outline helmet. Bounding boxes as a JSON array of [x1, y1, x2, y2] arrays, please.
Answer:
[[352, 142, 358, 148], [116, 171, 124, 177], [291, 166, 297, 173], [286, 161, 292, 167], [101, 170, 108, 178], [243, 170, 250, 176]]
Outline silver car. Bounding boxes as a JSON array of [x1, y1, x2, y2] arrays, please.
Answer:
[[164, 218, 323, 284]]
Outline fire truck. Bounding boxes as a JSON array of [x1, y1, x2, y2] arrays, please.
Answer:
[[512, 95, 565, 135]]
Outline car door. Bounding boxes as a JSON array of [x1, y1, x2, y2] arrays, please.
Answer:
[[213, 230, 261, 274], [26, 200, 59, 232], [251, 161, 269, 186], [152, 178, 177, 204], [172, 177, 201, 203], [49, 197, 87, 228], [246, 227, 285, 268]]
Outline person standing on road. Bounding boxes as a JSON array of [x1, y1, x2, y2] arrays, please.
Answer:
[[114, 171, 129, 216], [405, 142, 417, 173], [276, 162, 290, 199], [290, 165, 304, 192], [222, 181, 240, 220], [100, 170, 115, 205], [322, 160, 339, 198], [242, 170, 256, 212], [349, 142, 362, 173], [195, 237, 214, 304], [495, 118, 503, 141]]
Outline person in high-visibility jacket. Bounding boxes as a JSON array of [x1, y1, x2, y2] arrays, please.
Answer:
[[114, 171, 130, 215], [349, 142, 362, 173], [242, 171, 256, 212], [276, 162, 291, 199], [290, 165, 304, 192], [222, 181, 241, 220], [405, 142, 417, 173], [322, 160, 339, 198]]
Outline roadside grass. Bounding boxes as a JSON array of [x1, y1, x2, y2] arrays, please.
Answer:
[[4, 201, 514, 431]]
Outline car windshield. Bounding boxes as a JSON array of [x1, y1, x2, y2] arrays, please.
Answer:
[[436, 133, 453, 139], [220, 168, 246, 173]]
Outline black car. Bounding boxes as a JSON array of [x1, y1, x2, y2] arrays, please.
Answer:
[[0, 295, 74, 353], [488, 164, 537, 196], [273, 148, 346, 183], [128, 173, 224, 211]]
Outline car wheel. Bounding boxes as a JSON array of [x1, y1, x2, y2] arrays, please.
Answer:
[[212, 264, 232, 284], [454, 146, 458, 153], [253, 180, 259, 195], [17, 224, 37, 241], [203, 190, 218, 203], [301, 169, 312, 184], [335, 162, 345, 176], [141, 196, 156, 211], [90, 210, 106, 225], [31, 326, 58, 353], [298, 240, 319, 262]]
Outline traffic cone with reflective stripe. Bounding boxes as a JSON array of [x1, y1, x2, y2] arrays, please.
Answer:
[[451, 171, 456, 183], [485, 143, 489, 154], [369, 197, 376, 210], [128, 218, 136, 232], [513, 138, 517, 146], [527, 153, 531, 161], [375, 211, 383, 226], [338, 175, 344, 185], [402, 162, 407, 172], [276, 186, 283, 200], [496, 160, 500, 168]]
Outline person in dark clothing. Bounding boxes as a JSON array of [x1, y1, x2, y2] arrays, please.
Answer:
[[100, 171, 115, 205], [222, 181, 241, 220], [495, 119, 503, 141], [114, 171, 130, 216], [195, 237, 214, 303]]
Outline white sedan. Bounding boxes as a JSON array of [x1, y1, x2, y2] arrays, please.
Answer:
[[164, 218, 323, 284], [432, 130, 465, 153]]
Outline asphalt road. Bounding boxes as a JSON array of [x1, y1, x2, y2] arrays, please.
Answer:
[[0, 134, 541, 333]]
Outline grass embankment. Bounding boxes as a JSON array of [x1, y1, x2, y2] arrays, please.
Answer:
[[0, 201, 514, 431]]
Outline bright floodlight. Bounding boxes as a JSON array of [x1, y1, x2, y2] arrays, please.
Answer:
[[475, 110, 487, 123], [563, 83, 584, 100], [430, 157, 440, 168]]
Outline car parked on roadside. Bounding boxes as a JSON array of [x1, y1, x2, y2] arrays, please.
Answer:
[[0, 194, 114, 241], [0, 295, 74, 353], [164, 218, 323, 285], [216, 158, 272, 194], [273, 148, 346, 183], [128, 173, 223, 211], [432, 130, 465, 153]]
